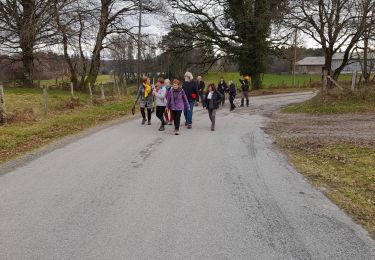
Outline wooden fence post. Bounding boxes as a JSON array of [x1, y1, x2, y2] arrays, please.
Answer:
[[0, 84, 7, 124], [88, 83, 93, 103], [124, 79, 127, 95], [100, 83, 105, 100], [351, 71, 357, 92], [327, 75, 343, 90], [70, 82, 74, 97], [43, 86, 48, 117], [322, 69, 328, 93], [116, 80, 121, 98]]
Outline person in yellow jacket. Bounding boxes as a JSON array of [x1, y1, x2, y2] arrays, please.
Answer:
[[135, 76, 154, 125], [239, 75, 251, 107]]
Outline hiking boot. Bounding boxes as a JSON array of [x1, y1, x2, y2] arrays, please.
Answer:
[[174, 129, 180, 135], [147, 120, 151, 125], [141, 118, 147, 125], [211, 128, 215, 131], [158, 125, 165, 131], [187, 124, 192, 129]]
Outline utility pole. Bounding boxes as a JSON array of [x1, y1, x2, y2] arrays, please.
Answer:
[[292, 28, 298, 86], [137, 0, 143, 89]]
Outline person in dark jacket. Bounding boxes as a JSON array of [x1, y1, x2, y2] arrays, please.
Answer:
[[218, 77, 228, 106], [204, 83, 222, 131], [182, 71, 199, 129], [197, 76, 206, 107], [228, 80, 237, 111], [240, 76, 250, 107], [167, 79, 190, 135]]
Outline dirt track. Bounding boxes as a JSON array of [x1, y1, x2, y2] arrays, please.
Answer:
[[266, 112, 375, 147]]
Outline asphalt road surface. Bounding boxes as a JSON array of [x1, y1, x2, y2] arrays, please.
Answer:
[[1, 92, 374, 259]]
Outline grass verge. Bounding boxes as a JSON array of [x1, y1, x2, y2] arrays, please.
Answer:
[[283, 88, 375, 114], [277, 138, 375, 237], [0, 87, 135, 163]]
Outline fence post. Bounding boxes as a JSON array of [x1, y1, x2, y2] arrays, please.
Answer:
[[322, 69, 328, 93], [100, 82, 105, 100], [0, 84, 7, 124], [88, 82, 93, 103], [116, 80, 121, 98], [43, 85, 48, 117], [124, 79, 127, 95], [351, 71, 357, 92], [70, 82, 74, 97]]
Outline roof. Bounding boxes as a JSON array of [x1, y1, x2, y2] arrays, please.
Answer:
[[297, 53, 375, 66], [296, 57, 324, 66]]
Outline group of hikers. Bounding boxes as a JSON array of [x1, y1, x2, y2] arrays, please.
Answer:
[[134, 72, 251, 135]]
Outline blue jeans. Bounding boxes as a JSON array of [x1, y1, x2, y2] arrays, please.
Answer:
[[184, 101, 195, 125]]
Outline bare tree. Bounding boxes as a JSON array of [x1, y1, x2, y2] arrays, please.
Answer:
[[286, 0, 375, 85], [54, 0, 160, 90], [0, 0, 65, 87]]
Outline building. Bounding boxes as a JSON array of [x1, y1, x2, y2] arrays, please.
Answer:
[[296, 53, 375, 74]]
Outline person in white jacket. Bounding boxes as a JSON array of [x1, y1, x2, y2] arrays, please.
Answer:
[[153, 77, 168, 131]]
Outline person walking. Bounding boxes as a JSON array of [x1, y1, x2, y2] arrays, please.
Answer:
[[240, 76, 250, 107], [228, 80, 237, 111], [135, 76, 153, 125], [218, 77, 228, 106], [154, 77, 167, 131], [197, 76, 206, 107], [204, 83, 222, 131], [164, 79, 173, 125], [167, 79, 190, 135], [182, 72, 199, 129]]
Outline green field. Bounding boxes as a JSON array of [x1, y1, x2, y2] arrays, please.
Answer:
[[27, 74, 114, 87], [204, 72, 352, 88]]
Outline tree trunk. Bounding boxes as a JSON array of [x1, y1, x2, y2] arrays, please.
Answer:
[[251, 73, 262, 89], [85, 2, 110, 88], [21, 49, 34, 87], [324, 51, 334, 89], [62, 32, 79, 88], [363, 32, 370, 84], [20, 0, 35, 87]]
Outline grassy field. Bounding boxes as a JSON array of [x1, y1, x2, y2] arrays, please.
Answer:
[[277, 138, 375, 237], [0, 87, 135, 163], [204, 72, 352, 88], [28, 74, 114, 87]]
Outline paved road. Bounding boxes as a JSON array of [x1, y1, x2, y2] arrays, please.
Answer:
[[1, 92, 374, 259]]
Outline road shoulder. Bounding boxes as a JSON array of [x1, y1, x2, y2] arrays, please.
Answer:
[[265, 111, 375, 238]]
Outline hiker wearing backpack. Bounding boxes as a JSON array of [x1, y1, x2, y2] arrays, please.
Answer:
[[135, 76, 154, 125], [167, 79, 190, 135], [153, 77, 167, 131], [204, 83, 222, 131], [182, 72, 199, 129]]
